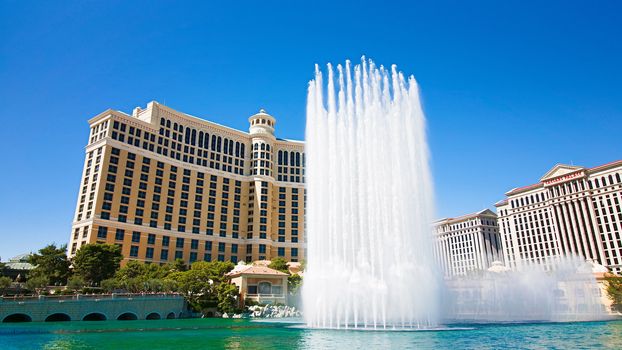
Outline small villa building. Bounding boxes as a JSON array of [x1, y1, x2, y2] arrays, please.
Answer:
[[226, 263, 288, 306]]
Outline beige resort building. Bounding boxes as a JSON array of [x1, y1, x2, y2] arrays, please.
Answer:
[[434, 209, 504, 277], [68, 101, 305, 265], [496, 160, 622, 274]]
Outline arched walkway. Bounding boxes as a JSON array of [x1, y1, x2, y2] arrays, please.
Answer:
[[166, 312, 176, 319], [3, 313, 32, 323], [146, 312, 161, 320], [83, 312, 107, 321], [45, 313, 71, 322], [117, 312, 138, 321]]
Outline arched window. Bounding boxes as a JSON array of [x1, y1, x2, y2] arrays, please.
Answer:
[[296, 152, 300, 166], [160, 118, 165, 126], [278, 150, 283, 165], [166, 120, 171, 128], [602, 177, 607, 186], [211, 136, 217, 150], [229, 140, 234, 155], [235, 142, 240, 157], [191, 129, 196, 145], [261, 143, 266, 151], [609, 175, 614, 186], [254, 143, 259, 151], [290, 152, 295, 166], [173, 122, 178, 130], [595, 179, 600, 188], [217, 136, 222, 152], [616, 173, 621, 183], [240, 144, 245, 157], [266, 144, 270, 152], [224, 138, 229, 154], [283, 151, 288, 166], [258, 281, 272, 295], [185, 127, 191, 144], [204, 133, 210, 149], [302, 153, 305, 167], [198, 131, 204, 147]]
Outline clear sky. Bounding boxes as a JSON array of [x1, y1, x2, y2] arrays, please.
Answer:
[[1, 1, 621, 260]]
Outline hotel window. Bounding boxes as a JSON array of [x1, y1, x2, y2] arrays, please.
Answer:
[[160, 250, 170, 262], [278, 247, 285, 256], [259, 244, 266, 254], [175, 251, 183, 259], [147, 234, 156, 245], [115, 229, 125, 241], [130, 246, 139, 257], [97, 227, 108, 239], [132, 231, 141, 243], [176, 238, 185, 248]]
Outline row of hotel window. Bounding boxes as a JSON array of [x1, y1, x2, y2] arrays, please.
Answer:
[[94, 226, 299, 262], [509, 173, 622, 209], [111, 119, 246, 175], [110, 118, 306, 181], [100, 149, 303, 241], [102, 148, 244, 235]]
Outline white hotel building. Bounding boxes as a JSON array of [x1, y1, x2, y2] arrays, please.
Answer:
[[434, 209, 504, 276], [496, 160, 622, 274]]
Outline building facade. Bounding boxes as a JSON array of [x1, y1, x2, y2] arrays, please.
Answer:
[[434, 209, 503, 277], [68, 101, 305, 265], [496, 161, 622, 273]]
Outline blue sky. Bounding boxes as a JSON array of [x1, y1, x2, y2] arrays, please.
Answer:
[[1, 1, 621, 259]]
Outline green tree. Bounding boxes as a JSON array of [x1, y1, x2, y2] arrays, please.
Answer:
[[164, 261, 234, 312], [28, 244, 71, 285], [268, 258, 290, 274], [0, 276, 11, 295], [217, 282, 240, 314], [287, 274, 303, 295], [72, 244, 123, 286], [100, 278, 122, 293], [25, 275, 48, 293], [66, 276, 85, 292], [606, 274, 622, 311]]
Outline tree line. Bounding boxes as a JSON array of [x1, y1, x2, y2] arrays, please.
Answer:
[[0, 243, 304, 316]]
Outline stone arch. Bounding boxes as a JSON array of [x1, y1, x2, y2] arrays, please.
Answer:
[[117, 312, 138, 321], [83, 312, 107, 321], [3, 313, 32, 323], [45, 313, 71, 322], [166, 312, 176, 319], [146, 312, 161, 320]]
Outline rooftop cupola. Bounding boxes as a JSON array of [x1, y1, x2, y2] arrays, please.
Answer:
[[248, 109, 276, 137]]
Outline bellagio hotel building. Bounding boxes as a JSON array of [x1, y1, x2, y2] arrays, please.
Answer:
[[68, 101, 305, 265], [496, 160, 622, 274]]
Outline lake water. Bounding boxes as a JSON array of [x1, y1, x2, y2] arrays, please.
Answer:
[[1, 318, 621, 349]]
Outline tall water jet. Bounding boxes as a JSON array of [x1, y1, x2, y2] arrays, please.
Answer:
[[303, 58, 441, 329]]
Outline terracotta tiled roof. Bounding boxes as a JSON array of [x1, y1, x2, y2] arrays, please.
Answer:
[[226, 265, 288, 277]]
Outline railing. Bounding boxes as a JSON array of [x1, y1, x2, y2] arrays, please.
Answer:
[[245, 293, 286, 299], [0, 293, 183, 303]]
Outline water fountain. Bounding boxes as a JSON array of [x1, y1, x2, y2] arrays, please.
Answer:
[[303, 57, 441, 329], [302, 57, 610, 330]]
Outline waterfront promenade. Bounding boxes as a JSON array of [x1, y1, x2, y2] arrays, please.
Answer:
[[0, 293, 186, 322]]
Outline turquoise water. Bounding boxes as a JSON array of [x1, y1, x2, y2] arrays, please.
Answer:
[[1, 319, 621, 349]]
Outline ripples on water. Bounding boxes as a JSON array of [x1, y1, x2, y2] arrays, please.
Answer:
[[1, 319, 621, 349]]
